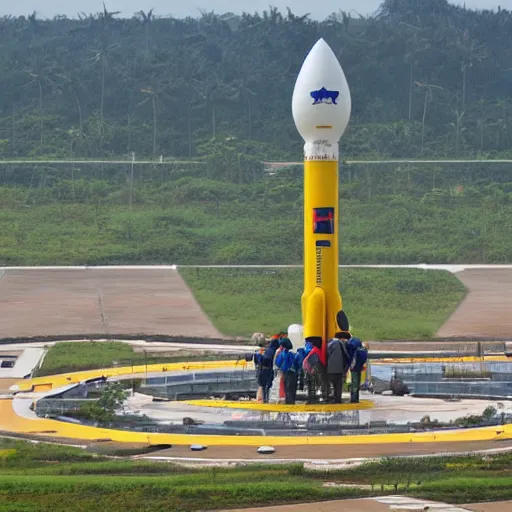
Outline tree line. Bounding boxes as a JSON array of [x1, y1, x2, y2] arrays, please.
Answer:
[[1, 0, 512, 161]]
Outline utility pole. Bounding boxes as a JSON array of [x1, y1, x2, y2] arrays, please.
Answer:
[[129, 152, 135, 210]]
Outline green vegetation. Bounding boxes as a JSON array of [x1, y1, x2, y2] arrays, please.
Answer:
[[0, 3, 511, 268], [307, 453, 512, 502], [1, 170, 512, 266], [35, 341, 229, 376], [76, 382, 128, 426], [180, 268, 466, 338], [1, 439, 512, 510], [1, 2, 512, 159], [0, 440, 366, 512]]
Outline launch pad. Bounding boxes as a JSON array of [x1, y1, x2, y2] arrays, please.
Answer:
[[5, 356, 512, 455]]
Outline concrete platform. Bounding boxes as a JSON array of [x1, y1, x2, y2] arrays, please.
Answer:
[[0, 348, 44, 378], [136, 392, 510, 426]]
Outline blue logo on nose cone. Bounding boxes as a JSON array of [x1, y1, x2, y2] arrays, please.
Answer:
[[310, 87, 339, 105]]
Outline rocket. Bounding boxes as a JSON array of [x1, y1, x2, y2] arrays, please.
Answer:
[[292, 38, 352, 359]]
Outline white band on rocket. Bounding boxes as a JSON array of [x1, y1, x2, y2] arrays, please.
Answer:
[[304, 141, 339, 161]]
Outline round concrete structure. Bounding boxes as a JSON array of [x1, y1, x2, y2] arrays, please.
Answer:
[[3, 357, 512, 463]]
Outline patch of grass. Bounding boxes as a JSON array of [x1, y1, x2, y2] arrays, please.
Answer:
[[0, 481, 367, 512], [415, 476, 512, 503], [0, 442, 368, 512], [0, 439, 106, 468], [180, 268, 466, 339], [34, 341, 230, 376], [1, 440, 512, 509]]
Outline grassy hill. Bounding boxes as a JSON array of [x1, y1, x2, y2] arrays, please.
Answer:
[[1, 166, 511, 266], [180, 268, 466, 339]]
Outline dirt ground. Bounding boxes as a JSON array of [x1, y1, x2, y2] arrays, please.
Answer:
[[0, 269, 220, 339], [438, 269, 512, 338]]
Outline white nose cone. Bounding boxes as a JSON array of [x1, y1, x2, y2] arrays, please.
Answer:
[[292, 39, 351, 144]]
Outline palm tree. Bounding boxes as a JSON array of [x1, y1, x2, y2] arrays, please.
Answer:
[[235, 76, 257, 139], [89, 3, 120, 152], [450, 109, 465, 156], [91, 43, 118, 150], [415, 81, 443, 154], [491, 100, 509, 151], [476, 98, 488, 152], [57, 70, 84, 130], [27, 11, 42, 38], [457, 30, 487, 111], [136, 9, 154, 57], [187, 94, 202, 158], [137, 81, 173, 156], [99, 2, 120, 30], [400, 22, 429, 120], [192, 76, 239, 137], [126, 113, 136, 153], [23, 56, 58, 145]]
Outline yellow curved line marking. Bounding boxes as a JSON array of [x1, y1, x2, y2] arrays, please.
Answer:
[[16, 355, 509, 391], [6, 358, 512, 447], [184, 400, 374, 412], [14, 360, 248, 392], [1, 399, 510, 446]]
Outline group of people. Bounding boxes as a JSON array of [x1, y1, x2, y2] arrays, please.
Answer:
[[253, 331, 368, 405]]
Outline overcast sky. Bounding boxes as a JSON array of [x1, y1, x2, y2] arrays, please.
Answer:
[[3, 0, 512, 20]]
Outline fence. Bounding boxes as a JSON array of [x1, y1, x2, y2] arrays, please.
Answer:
[[393, 361, 512, 399], [140, 369, 258, 399]]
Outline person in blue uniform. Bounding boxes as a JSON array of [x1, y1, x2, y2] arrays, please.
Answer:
[[254, 341, 267, 402], [258, 337, 280, 403], [276, 337, 297, 404], [348, 337, 367, 403]]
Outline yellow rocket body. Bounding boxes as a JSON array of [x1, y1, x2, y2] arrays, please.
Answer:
[[301, 158, 341, 356], [292, 38, 351, 358]]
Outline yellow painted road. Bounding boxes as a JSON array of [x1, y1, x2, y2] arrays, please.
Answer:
[[184, 399, 374, 412], [5, 357, 512, 448], [13, 360, 249, 393], [1, 398, 510, 446], [15, 355, 509, 392]]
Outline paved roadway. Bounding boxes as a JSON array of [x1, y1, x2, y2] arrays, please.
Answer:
[[220, 497, 512, 512], [0, 339, 255, 353], [2, 264, 512, 342], [221, 496, 474, 512], [465, 502, 512, 511], [438, 269, 512, 338], [0, 268, 221, 339]]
